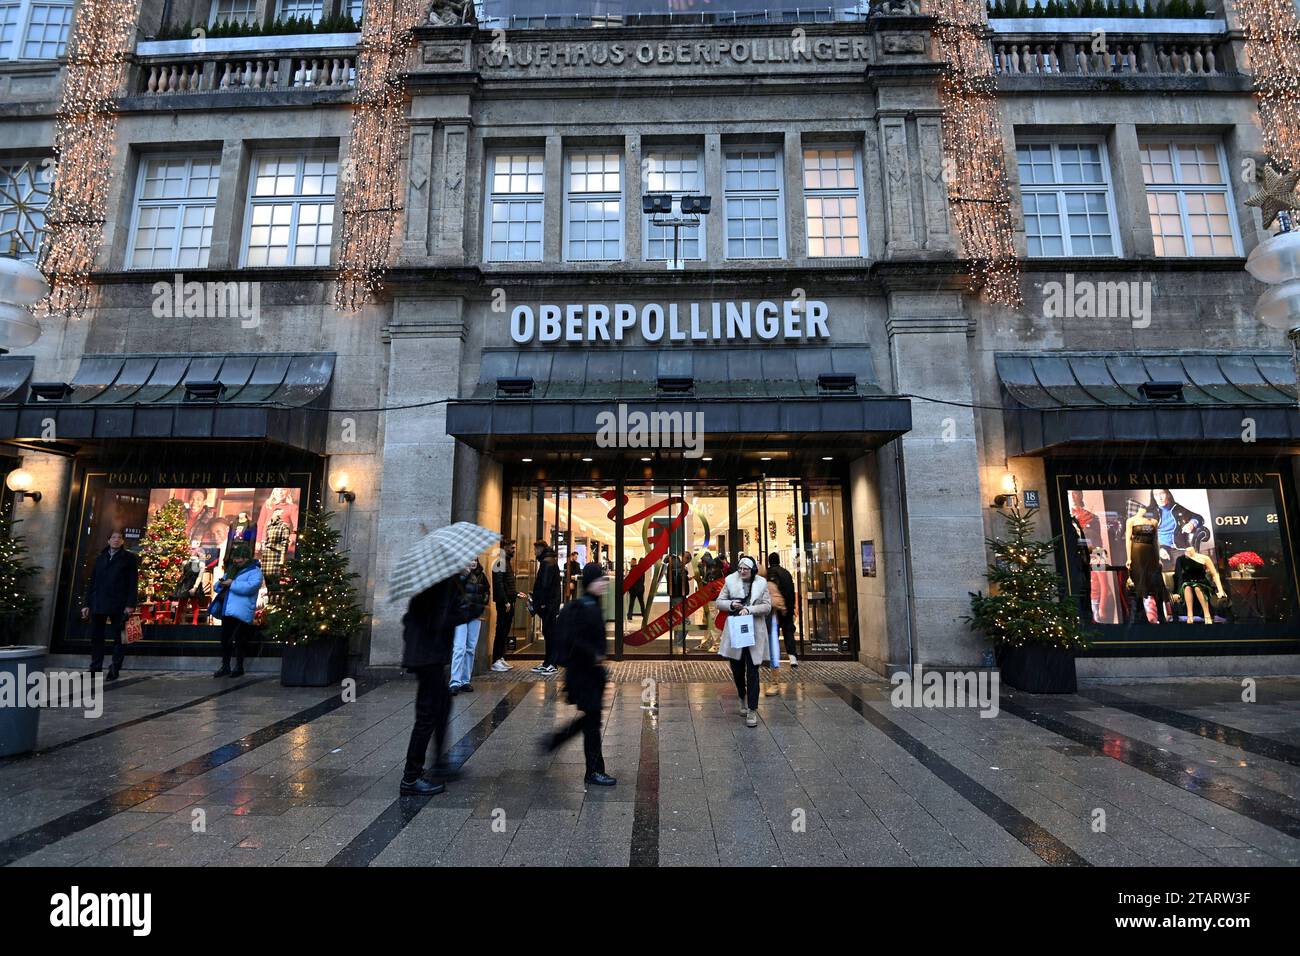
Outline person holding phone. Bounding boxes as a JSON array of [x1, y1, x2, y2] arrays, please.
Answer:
[[713, 555, 771, 728]]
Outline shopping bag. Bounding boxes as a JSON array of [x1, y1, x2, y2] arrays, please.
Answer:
[[124, 613, 144, 644], [726, 613, 756, 649], [768, 616, 780, 669]]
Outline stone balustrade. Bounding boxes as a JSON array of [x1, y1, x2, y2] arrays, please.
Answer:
[[991, 36, 1235, 76], [138, 54, 356, 94]]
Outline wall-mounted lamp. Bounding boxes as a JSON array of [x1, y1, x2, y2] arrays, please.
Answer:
[[5, 468, 41, 503], [329, 471, 355, 503], [991, 472, 1017, 509]]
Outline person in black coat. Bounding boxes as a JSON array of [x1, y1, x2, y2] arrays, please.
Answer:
[[530, 540, 563, 673], [765, 552, 799, 665], [80, 530, 139, 680], [400, 576, 472, 796], [541, 562, 615, 787]]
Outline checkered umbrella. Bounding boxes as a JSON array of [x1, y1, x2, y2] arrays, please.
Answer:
[[389, 521, 499, 604]]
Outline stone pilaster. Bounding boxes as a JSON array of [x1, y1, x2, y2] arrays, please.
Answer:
[[401, 119, 436, 259], [878, 115, 919, 255], [432, 118, 471, 262], [886, 291, 988, 668], [369, 299, 465, 666]]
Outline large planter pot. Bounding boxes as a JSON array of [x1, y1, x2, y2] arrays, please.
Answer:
[[998, 643, 1077, 694], [280, 636, 348, 687], [0, 645, 46, 757]]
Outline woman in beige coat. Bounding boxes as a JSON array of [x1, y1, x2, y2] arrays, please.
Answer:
[[714, 555, 771, 727]]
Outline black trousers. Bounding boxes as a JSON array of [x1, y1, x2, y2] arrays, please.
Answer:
[[492, 604, 512, 661], [550, 709, 605, 775], [626, 588, 647, 620], [730, 652, 760, 710], [220, 617, 254, 668], [778, 611, 797, 657], [89, 611, 127, 672], [540, 608, 559, 665], [404, 664, 452, 779]]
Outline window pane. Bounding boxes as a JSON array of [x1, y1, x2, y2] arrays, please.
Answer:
[[211, 0, 257, 24], [22, 3, 72, 59], [1139, 143, 1175, 185], [277, 0, 323, 23]]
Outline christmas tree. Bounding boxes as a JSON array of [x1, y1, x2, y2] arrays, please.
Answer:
[[261, 509, 365, 645], [138, 498, 190, 602], [0, 512, 41, 646], [966, 498, 1091, 651]]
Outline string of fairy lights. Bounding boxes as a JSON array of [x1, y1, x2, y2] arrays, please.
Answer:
[[37, 0, 138, 317], [333, 0, 426, 313], [1238, 0, 1300, 175], [929, 0, 1022, 308]]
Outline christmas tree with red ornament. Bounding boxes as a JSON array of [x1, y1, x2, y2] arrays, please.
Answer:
[[137, 498, 190, 602]]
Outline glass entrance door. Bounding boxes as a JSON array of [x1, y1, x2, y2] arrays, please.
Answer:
[[506, 473, 853, 659]]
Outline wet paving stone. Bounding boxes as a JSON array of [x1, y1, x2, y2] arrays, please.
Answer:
[[1, 667, 1298, 866]]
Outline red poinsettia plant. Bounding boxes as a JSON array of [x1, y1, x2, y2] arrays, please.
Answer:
[[1228, 551, 1265, 570]]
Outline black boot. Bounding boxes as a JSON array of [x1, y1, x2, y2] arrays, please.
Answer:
[[399, 777, 446, 796], [585, 771, 617, 787], [213, 664, 231, 678], [230, 664, 246, 677], [106, 666, 120, 681]]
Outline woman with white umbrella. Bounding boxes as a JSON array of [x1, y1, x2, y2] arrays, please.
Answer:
[[392, 522, 499, 796]]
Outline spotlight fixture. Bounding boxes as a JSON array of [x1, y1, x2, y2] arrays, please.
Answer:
[[329, 470, 356, 504], [5, 468, 40, 503], [991, 472, 1018, 508]]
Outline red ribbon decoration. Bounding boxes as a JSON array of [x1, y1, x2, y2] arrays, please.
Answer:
[[601, 489, 726, 647]]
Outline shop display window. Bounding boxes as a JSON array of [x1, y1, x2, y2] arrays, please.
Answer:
[[69, 477, 307, 641], [1058, 472, 1296, 632]]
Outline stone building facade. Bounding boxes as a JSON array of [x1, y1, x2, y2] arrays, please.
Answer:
[[0, 0, 1295, 677]]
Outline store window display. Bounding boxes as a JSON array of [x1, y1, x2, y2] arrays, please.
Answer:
[[67, 477, 307, 645], [1060, 474, 1296, 631]]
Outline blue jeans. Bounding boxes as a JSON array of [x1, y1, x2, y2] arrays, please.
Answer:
[[450, 619, 482, 687]]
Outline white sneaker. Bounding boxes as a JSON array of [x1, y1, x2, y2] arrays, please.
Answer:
[[788, 654, 798, 667], [491, 660, 510, 672], [542, 664, 559, 675]]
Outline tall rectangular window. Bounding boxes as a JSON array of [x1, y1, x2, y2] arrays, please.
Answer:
[[565, 150, 622, 262], [0, 0, 72, 60], [0, 160, 51, 261], [127, 155, 221, 269], [242, 151, 337, 267], [643, 149, 703, 263], [276, 0, 323, 23], [485, 152, 543, 263], [347, 0, 363, 20], [1016, 140, 1119, 257], [1140, 140, 1239, 257], [724, 148, 783, 259], [803, 146, 864, 258], [210, 0, 258, 24]]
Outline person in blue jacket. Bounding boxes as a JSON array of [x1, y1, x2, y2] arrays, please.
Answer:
[[212, 542, 263, 678]]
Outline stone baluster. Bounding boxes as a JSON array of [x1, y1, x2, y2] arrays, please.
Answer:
[[1205, 44, 1217, 74]]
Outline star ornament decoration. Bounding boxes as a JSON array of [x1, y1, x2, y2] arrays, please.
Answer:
[[1245, 164, 1300, 229]]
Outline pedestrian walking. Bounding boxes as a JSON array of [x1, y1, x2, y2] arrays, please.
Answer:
[[530, 539, 562, 674], [765, 552, 799, 667], [449, 557, 489, 694], [209, 542, 262, 678], [490, 538, 521, 671], [714, 554, 771, 728], [80, 529, 139, 681], [541, 562, 616, 787], [390, 521, 500, 797]]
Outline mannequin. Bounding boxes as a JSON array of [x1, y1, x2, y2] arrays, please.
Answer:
[[1125, 512, 1170, 623], [172, 546, 209, 624], [1089, 547, 1116, 624], [1173, 546, 1226, 624]]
